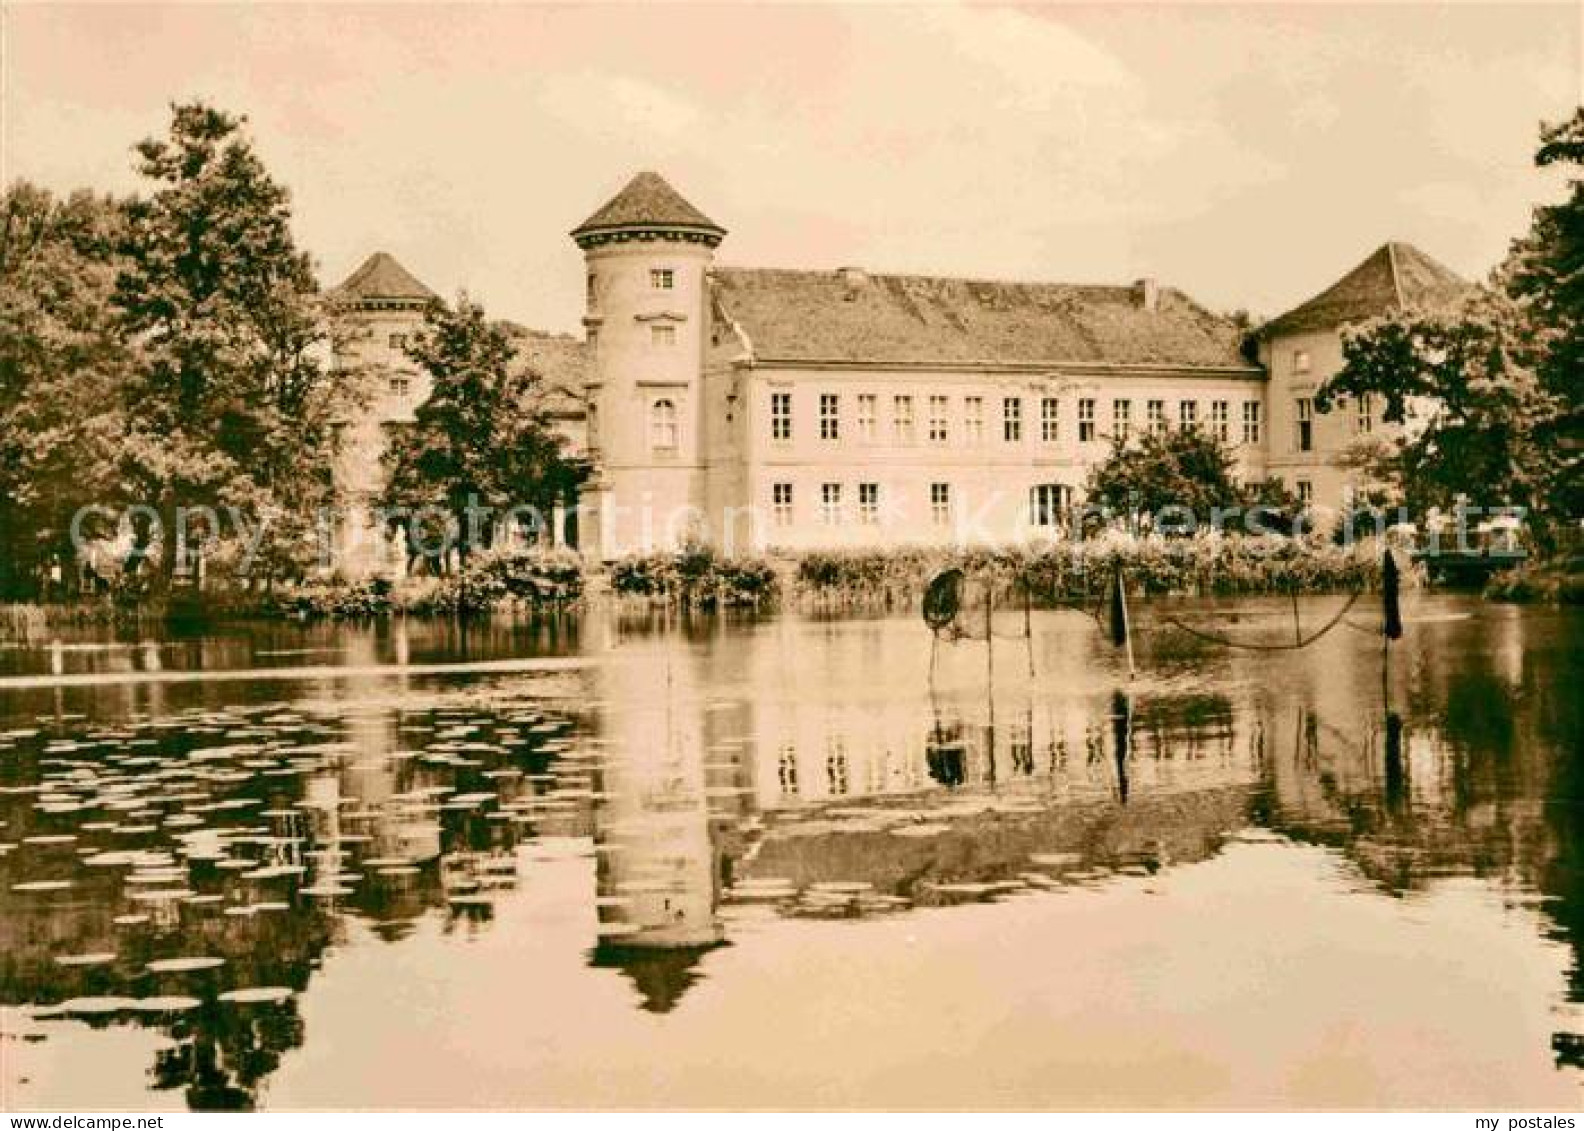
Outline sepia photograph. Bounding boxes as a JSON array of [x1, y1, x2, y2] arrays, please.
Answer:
[[0, 0, 1581, 1117]]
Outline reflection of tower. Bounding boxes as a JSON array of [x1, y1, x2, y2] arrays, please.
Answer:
[[588, 638, 724, 1011]]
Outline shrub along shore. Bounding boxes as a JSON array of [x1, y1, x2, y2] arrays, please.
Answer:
[[8, 537, 1575, 638]]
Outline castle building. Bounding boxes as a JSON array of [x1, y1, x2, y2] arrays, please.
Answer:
[[570, 172, 1468, 559], [328, 174, 1470, 571]]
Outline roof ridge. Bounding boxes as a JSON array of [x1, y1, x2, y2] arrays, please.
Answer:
[[715, 263, 1167, 296], [1385, 242, 1406, 308]]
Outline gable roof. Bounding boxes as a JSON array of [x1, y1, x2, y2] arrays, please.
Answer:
[[571, 171, 725, 245], [329, 251, 438, 306], [1260, 242, 1468, 339], [710, 268, 1255, 370]]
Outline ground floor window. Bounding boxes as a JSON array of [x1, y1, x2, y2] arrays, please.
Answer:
[[930, 482, 952, 525], [1030, 483, 1070, 527], [772, 483, 793, 526], [1296, 479, 1314, 506], [858, 482, 880, 524], [821, 482, 842, 525]]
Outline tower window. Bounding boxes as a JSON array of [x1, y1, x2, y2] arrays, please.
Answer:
[[650, 398, 679, 455], [650, 268, 674, 290], [1078, 398, 1096, 443], [1295, 397, 1314, 452], [1003, 397, 1022, 443], [650, 324, 676, 347], [1041, 397, 1060, 443], [770, 392, 792, 441], [819, 393, 840, 441]]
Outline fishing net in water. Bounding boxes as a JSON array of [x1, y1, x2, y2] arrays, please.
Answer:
[[922, 569, 1039, 643]]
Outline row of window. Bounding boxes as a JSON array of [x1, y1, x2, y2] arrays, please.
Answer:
[[770, 481, 1074, 528], [773, 392, 1265, 446], [586, 268, 677, 308], [1292, 395, 1375, 452]]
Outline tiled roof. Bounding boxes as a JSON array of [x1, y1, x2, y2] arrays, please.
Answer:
[[571, 171, 724, 242], [1260, 242, 1468, 339], [501, 323, 590, 415], [710, 268, 1254, 369], [329, 251, 438, 305]]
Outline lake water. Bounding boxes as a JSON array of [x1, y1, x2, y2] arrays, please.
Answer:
[[1, 593, 1579, 1110]]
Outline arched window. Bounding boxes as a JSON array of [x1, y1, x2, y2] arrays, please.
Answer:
[[650, 398, 679, 455]]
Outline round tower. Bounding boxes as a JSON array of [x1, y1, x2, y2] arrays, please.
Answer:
[[571, 172, 725, 559]]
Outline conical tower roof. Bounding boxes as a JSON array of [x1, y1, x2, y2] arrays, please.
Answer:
[[571, 171, 725, 248], [1261, 242, 1467, 338], [329, 251, 438, 308]]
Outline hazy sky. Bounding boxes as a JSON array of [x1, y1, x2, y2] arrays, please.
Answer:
[[4, 3, 1579, 333]]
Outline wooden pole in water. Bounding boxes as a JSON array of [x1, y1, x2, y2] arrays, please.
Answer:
[[1023, 578, 1035, 677], [985, 582, 996, 782]]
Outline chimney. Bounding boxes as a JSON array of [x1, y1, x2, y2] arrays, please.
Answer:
[[1134, 277, 1159, 312], [838, 266, 867, 300]]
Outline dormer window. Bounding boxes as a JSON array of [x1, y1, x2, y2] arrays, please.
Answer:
[[651, 324, 676, 347], [650, 268, 675, 291]]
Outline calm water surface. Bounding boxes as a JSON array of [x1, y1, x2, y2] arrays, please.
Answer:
[[1, 594, 1579, 1110]]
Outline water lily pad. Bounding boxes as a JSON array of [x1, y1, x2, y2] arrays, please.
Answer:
[[146, 956, 225, 974]]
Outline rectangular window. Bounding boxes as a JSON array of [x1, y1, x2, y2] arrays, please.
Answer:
[[1030, 483, 1068, 528], [388, 333, 407, 350], [770, 391, 792, 442], [892, 395, 916, 444], [1242, 400, 1262, 444], [928, 395, 949, 444], [1211, 400, 1229, 442], [1003, 397, 1022, 442], [772, 483, 793, 527], [1293, 350, 1311, 375], [821, 483, 842, 525], [585, 273, 597, 307], [1078, 398, 1096, 443], [820, 393, 840, 441], [1113, 399, 1131, 442], [1179, 400, 1198, 430], [858, 482, 880, 524], [389, 376, 411, 397], [1296, 397, 1314, 452], [1296, 479, 1314, 505], [1356, 394, 1374, 434], [1041, 397, 1060, 443], [650, 268, 674, 290], [650, 324, 676, 347], [964, 396, 985, 443], [930, 482, 952, 526], [857, 393, 877, 441], [1147, 399, 1166, 435]]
